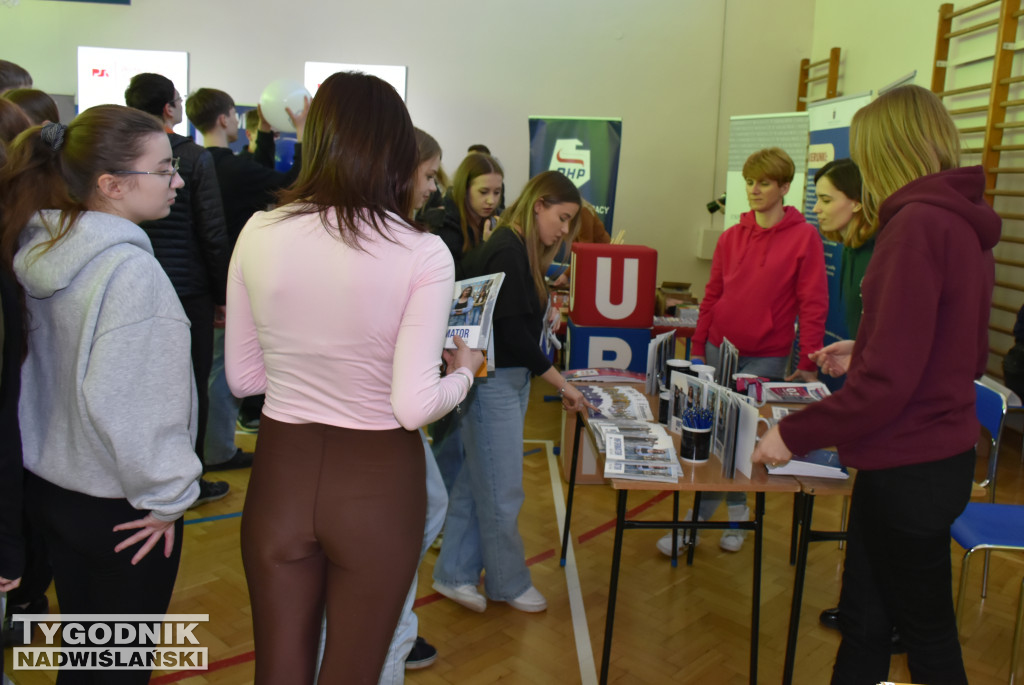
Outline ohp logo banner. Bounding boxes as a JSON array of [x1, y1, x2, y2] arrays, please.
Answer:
[[529, 117, 622, 234]]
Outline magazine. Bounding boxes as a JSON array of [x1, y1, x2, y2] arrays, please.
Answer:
[[603, 429, 682, 483], [645, 330, 677, 394], [444, 273, 504, 350], [761, 382, 831, 404], [667, 372, 708, 434], [766, 449, 849, 479], [564, 368, 647, 383], [581, 385, 655, 422]]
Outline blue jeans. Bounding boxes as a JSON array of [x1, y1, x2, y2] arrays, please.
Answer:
[[432, 414, 465, 495], [433, 367, 532, 601], [204, 329, 241, 465], [699, 344, 789, 513]]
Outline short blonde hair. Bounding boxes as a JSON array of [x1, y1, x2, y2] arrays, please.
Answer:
[[742, 147, 795, 185], [850, 85, 960, 227]]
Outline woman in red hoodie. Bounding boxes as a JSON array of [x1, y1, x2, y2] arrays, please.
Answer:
[[753, 85, 999, 684], [658, 147, 827, 556]]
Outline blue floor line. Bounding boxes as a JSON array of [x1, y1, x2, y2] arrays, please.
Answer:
[[524, 448, 541, 456], [185, 511, 243, 525]]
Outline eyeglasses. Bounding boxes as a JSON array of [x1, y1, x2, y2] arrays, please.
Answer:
[[111, 157, 180, 188]]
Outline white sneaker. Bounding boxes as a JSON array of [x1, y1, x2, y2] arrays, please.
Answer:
[[432, 581, 486, 612], [656, 510, 702, 556], [719, 504, 750, 553], [504, 585, 547, 613]]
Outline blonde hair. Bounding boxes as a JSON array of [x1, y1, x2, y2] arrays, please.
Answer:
[[850, 85, 960, 228], [742, 147, 795, 185], [497, 171, 581, 304]]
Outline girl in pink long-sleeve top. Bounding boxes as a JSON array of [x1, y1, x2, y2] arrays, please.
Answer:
[[225, 72, 481, 685]]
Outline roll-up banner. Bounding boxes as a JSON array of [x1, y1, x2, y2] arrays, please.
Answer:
[[528, 117, 622, 235]]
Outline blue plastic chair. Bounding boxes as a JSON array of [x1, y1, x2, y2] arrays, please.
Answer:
[[951, 503, 1024, 684], [975, 380, 1008, 503]]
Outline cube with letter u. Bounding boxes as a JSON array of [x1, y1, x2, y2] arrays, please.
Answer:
[[569, 243, 657, 328]]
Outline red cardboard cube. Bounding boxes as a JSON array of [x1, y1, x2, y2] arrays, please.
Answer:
[[569, 243, 657, 328]]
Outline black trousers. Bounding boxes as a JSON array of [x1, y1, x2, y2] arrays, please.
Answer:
[[179, 293, 213, 466], [24, 472, 183, 685], [832, 448, 975, 685]]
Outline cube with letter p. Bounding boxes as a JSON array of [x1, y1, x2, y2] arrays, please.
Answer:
[[567, 319, 651, 373]]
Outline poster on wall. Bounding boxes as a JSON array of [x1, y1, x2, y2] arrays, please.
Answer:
[[304, 62, 407, 101], [528, 117, 621, 234], [804, 92, 873, 355], [77, 46, 188, 136]]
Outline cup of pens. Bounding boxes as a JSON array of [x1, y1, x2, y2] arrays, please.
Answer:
[[681, 407, 713, 463]]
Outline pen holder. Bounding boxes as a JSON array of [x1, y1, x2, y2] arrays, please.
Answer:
[[680, 426, 712, 463]]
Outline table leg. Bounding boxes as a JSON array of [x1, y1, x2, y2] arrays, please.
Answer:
[[750, 491, 765, 685], [599, 490, 628, 685], [789, 492, 802, 565], [687, 491, 702, 566], [670, 491, 680, 567], [560, 413, 584, 567], [782, 492, 815, 685]]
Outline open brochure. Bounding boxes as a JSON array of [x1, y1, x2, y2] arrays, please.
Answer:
[[766, 449, 849, 479]]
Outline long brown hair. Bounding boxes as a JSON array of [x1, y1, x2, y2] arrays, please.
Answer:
[[451, 152, 503, 253], [497, 171, 581, 304], [0, 104, 162, 270], [277, 71, 421, 246], [814, 158, 875, 248]]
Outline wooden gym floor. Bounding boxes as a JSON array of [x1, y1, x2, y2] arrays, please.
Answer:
[[4, 382, 1024, 684]]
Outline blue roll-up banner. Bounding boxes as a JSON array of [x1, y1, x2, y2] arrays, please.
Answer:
[[804, 93, 872, 390], [528, 117, 622, 235]]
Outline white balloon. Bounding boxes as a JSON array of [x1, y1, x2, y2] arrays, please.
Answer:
[[258, 79, 310, 133]]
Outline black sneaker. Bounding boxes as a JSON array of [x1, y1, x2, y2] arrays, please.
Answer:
[[235, 415, 260, 434], [819, 607, 905, 654], [190, 478, 229, 508], [405, 636, 438, 670], [205, 449, 253, 472]]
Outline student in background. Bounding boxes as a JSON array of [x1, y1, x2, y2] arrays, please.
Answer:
[[0, 60, 31, 95], [3, 89, 58, 126], [432, 171, 589, 615], [659, 147, 827, 556], [814, 158, 876, 340], [426, 152, 504, 280], [125, 72, 231, 505], [753, 84, 998, 685], [188, 87, 307, 470], [811, 158, 893, 644], [226, 72, 481, 685], [420, 151, 505, 505], [0, 107, 202, 684]]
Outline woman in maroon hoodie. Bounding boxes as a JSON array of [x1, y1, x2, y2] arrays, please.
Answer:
[[753, 85, 1000, 685]]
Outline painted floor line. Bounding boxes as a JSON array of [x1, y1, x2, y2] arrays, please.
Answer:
[[542, 439, 599, 685]]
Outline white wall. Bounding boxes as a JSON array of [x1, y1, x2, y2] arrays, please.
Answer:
[[1, 0, 816, 293]]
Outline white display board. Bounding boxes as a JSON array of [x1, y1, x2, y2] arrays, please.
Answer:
[[77, 46, 189, 136], [304, 62, 407, 102], [724, 112, 809, 228]]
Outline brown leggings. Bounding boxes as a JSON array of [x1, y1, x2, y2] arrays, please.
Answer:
[[241, 416, 425, 685]]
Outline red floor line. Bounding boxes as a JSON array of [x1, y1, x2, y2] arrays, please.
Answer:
[[151, 649, 255, 684], [577, 490, 672, 544], [156, 487, 670, 680]]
